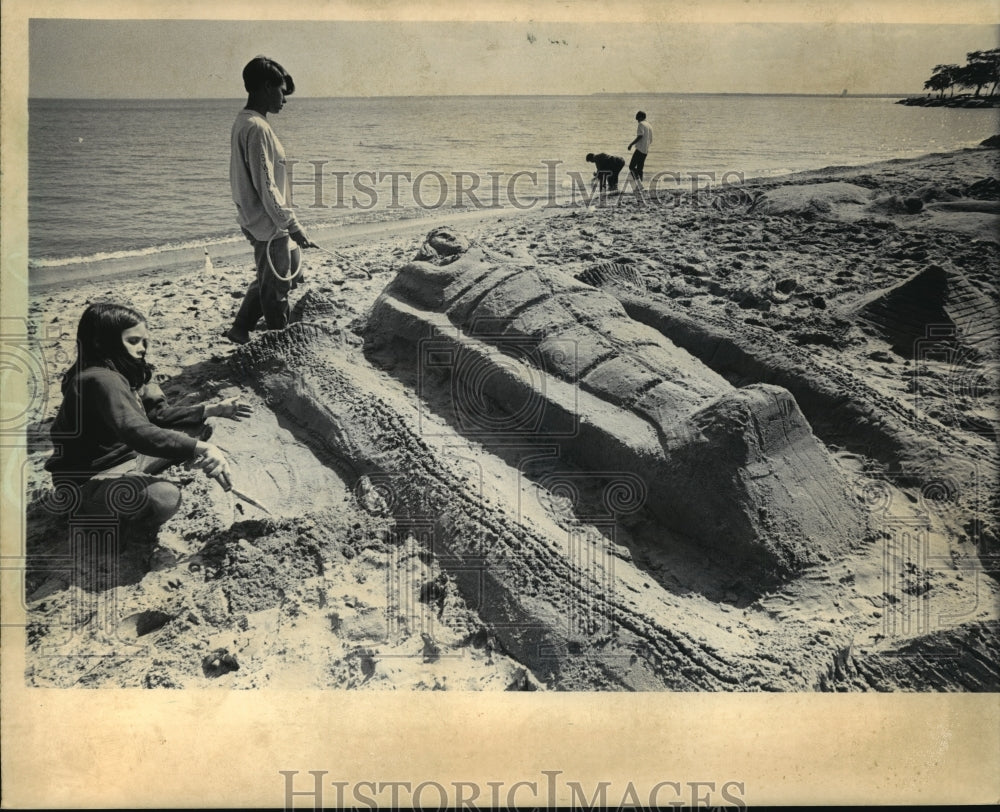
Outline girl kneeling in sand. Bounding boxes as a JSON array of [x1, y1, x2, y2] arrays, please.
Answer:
[[45, 302, 251, 536]]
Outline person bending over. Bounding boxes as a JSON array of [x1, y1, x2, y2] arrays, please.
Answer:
[[586, 152, 626, 191]]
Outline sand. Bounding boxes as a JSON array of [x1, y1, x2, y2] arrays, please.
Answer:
[[19, 146, 1000, 690]]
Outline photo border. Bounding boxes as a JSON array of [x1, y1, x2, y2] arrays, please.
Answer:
[[3, 1, 998, 807]]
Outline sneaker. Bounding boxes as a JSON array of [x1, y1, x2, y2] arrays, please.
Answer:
[[225, 326, 251, 345]]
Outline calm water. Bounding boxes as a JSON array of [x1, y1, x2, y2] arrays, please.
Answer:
[[28, 94, 999, 265]]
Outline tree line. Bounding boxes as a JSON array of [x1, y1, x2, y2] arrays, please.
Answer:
[[923, 49, 1000, 98]]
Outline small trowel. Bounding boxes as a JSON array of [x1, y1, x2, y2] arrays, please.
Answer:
[[228, 486, 273, 516]]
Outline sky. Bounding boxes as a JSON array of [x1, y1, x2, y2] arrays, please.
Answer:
[[26, 17, 1000, 98]]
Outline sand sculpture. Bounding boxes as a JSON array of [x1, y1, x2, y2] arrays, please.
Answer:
[[364, 227, 869, 581], [230, 322, 755, 689]]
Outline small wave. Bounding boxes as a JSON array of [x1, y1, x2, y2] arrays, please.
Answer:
[[29, 235, 244, 268]]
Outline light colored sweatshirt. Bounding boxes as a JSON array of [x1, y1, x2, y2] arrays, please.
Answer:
[[230, 108, 302, 241]]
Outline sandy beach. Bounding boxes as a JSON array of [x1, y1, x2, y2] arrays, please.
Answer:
[[19, 145, 1000, 691]]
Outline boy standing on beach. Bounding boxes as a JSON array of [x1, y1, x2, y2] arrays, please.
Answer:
[[627, 111, 653, 191], [226, 56, 315, 345]]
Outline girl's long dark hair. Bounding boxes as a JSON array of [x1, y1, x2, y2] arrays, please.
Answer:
[[63, 302, 153, 391]]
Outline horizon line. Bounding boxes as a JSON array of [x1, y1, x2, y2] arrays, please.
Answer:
[[28, 90, 920, 102]]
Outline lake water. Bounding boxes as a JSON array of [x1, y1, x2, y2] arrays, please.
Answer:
[[28, 93, 999, 266]]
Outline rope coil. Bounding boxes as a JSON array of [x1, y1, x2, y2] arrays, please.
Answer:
[[265, 234, 303, 282], [266, 234, 362, 281]]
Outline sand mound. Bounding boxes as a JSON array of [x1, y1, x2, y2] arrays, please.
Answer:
[[818, 620, 1000, 691], [845, 264, 1000, 357], [747, 182, 872, 217], [926, 199, 1000, 213]]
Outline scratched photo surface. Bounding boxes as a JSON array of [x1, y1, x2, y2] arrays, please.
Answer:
[[3, 1, 998, 807]]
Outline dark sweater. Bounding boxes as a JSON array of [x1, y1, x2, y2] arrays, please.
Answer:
[[592, 153, 626, 173], [46, 366, 203, 480]]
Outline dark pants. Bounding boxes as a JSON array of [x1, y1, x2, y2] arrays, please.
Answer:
[[54, 454, 182, 534], [78, 472, 181, 527], [233, 230, 302, 331], [597, 168, 624, 190], [629, 150, 648, 182], [55, 462, 181, 585], [53, 422, 210, 533]]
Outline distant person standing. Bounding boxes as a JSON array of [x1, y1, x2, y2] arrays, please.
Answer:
[[627, 110, 653, 190], [226, 56, 316, 345], [586, 152, 626, 191]]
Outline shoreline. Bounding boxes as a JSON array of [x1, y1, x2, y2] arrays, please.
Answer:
[[897, 95, 1000, 108], [28, 205, 563, 292], [26, 144, 997, 292]]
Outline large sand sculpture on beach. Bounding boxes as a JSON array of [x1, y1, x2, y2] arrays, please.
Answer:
[[364, 227, 869, 582], [22, 149, 999, 693]]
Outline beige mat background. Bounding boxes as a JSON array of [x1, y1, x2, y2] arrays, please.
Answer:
[[2, 0, 998, 807]]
